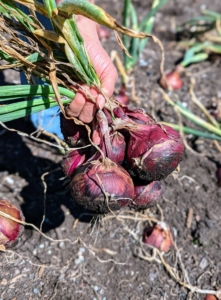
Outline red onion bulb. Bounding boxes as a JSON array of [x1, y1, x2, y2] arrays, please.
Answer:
[[70, 158, 134, 213], [127, 124, 184, 181], [0, 200, 23, 249], [131, 181, 162, 210], [143, 222, 173, 253]]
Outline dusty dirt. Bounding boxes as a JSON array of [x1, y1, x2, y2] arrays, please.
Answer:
[[0, 0, 221, 299]]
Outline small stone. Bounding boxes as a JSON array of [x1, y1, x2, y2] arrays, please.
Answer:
[[5, 176, 14, 185], [199, 258, 208, 270], [93, 286, 99, 292], [74, 256, 84, 265], [0, 279, 7, 285], [33, 288, 38, 294], [58, 242, 65, 249]]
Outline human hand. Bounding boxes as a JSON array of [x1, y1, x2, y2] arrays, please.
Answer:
[[65, 16, 118, 124]]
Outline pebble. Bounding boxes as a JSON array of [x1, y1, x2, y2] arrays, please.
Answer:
[[74, 256, 84, 265], [199, 257, 208, 270], [5, 176, 14, 185], [33, 249, 37, 256], [139, 59, 148, 67], [33, 288, 39, 294], [58, 242, 65, 249], [93, 286, 99, 292]]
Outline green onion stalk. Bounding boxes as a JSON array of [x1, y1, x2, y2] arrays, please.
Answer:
[[113, 0, 168, 105]]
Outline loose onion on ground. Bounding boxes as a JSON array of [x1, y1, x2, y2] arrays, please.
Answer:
[[0, 199, 23, 250]]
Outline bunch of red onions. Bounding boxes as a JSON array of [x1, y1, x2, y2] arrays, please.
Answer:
[[60, 101, 184, 214]]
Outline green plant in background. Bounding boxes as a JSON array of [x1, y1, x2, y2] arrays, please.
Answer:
[[122, 0, 168, 74], [162, 9, 221, 91], [158, 8, 221, 142], [112, 0, 168, 104], [160, 81, 221, 142]]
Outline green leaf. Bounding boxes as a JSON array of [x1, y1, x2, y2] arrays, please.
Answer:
[[182, 43, 207, 62], [0, 97, 71, 122], [202, 9, 221, 20], [182, 52, 208, 67], [162, 123, 221, 141], [0, 85, 75, 99]]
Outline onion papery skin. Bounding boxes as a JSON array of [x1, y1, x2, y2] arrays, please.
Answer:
[[130, 181, 162, 210], [70, 159, 134, 214], [127, 124, 184, 181], [0, 200, 23, 248], [120, 107, 155, 124]]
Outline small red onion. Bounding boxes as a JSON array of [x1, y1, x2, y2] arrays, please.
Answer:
[[130, 181, 162, 210], [70, 158, 134, 213], [143, 222, 173, 253], [114, 106, 154, 124], [61, 149, 88, 177], [159, 65, 183, 91], [0, 200, 23, 249], [127, 123, 184, 181]]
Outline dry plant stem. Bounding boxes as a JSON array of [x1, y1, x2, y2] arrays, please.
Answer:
[[102, 210, 159, 226], [40, 171, 49, 231], [159, 88, 205, 156], [189, 78, 219, 128], [0, 121, 90, 151], [216, 19, 221, 36], [214, 140, 221, 153], [186, 208, 193, 229], [39, 130, 69, 150], [175, 106, 205, 156], [111, 50, 128, 84], [204, 33, 221, 43], [0, 207, 124, 267]]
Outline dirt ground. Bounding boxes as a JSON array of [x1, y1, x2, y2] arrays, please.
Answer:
[[0, 0, 221, 299]]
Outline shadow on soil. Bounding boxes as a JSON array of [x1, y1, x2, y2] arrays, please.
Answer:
[[0, 118, 94, 233]]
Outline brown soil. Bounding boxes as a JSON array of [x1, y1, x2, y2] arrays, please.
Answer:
[[0, 0, 221, 299]]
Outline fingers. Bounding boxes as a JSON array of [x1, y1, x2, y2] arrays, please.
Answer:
[[66, 15, 118, 124], [66, 86, 98, 123]]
